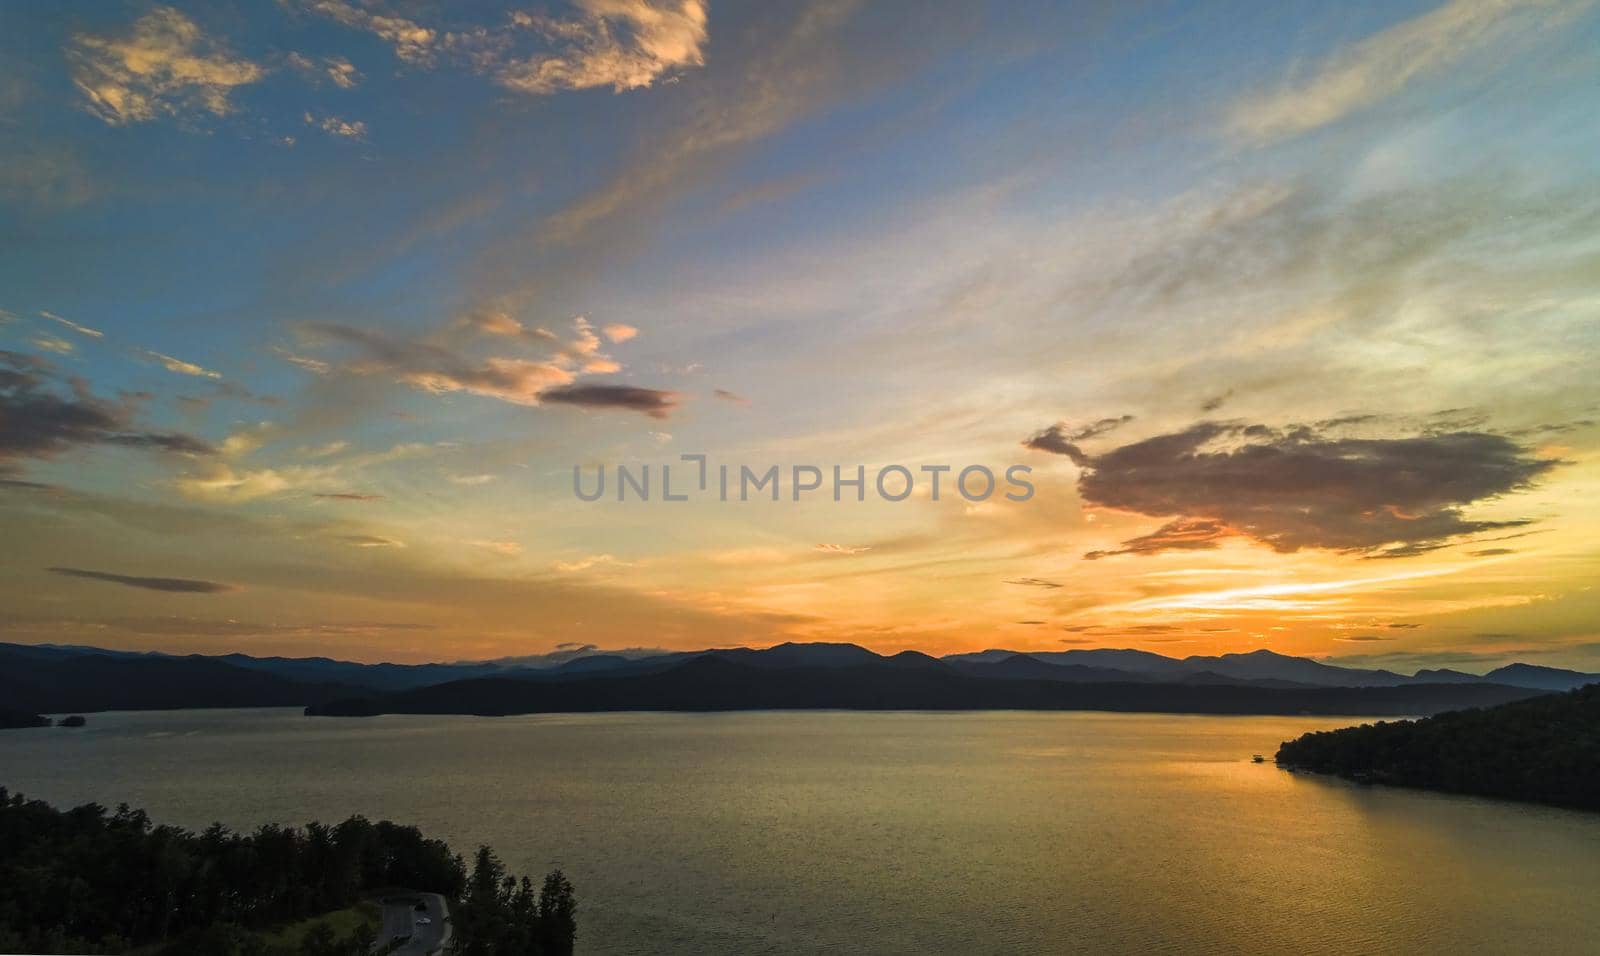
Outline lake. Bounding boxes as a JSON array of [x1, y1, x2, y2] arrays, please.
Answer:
[[3, 708, 1597, 955]]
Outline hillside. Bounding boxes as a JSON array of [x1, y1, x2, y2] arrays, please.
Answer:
[[0, 645, 364, 714], [1275, 685, 1600, 811], [307, 655, 1546, 718]]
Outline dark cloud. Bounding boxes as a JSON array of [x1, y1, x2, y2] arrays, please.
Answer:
[[314, 492, 385, 501], [47, 566, 235, 593], [1039, 419, 1559, 559], [1333, 635, 1394, 643], [1021, 416, 1134, 466], [1200, 390, 1232, 413], [1469, 547, 1516, 557], [1085, 517, 1229, 560], [713, 388, 748, 404], [0, 349, 214, 473], [1362, 541, 1457, 560], [1005, 577, 1063, 589], [300, 322, 674, 416], [302, 321, 573, 405], [177, 380, 279, 411], [540, 384, 679, 419]]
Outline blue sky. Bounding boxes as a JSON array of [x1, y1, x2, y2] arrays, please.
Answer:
[[2, 0, 1598, 667]]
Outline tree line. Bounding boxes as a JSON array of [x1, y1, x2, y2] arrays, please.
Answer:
[[0, 788, 575, 954], [1275, 683, 1600, 810]]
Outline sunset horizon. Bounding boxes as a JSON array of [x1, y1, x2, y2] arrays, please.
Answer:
[[4, 4, 1600, 953]]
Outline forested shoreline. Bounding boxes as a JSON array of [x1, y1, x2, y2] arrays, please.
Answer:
[[0, 788, 575, 955], [1275, 685, 1600, 811]]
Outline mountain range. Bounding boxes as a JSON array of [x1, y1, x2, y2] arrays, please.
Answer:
[[3, 640, 1596, 720]]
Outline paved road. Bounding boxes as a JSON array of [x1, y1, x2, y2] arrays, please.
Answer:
[[377, 892, 450, 955]]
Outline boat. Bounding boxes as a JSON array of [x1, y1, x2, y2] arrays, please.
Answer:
[[1252, 754, 1265, 763]]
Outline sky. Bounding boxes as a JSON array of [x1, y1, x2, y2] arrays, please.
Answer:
[[2, 0, 1598, 670]]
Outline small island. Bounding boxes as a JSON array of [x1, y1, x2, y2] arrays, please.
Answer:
[[58, 714, 87, 727], [1276, 684, 1600, 811]]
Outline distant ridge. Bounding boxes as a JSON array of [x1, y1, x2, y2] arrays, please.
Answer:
[[2, 640, 1594, 718], [307, 655, 1548, 719], [943, 646, 1599, 691]]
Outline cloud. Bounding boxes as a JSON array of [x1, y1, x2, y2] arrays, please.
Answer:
[[713, 388, 749, 405], [297, 440, 349, 458], [552, 553, 623, 572], [499, 0, 709, 95], [601, 323, 639, 343], [337, 534, 404, 548], [140, 348, 222, 379], [1227, 0, 1585, 142], [1333, 634, 1395, 642], [0, 350, 214, 473], [308, 315, 652, 408], [1023, 417, 1135, 464], [40, 311, 104, 338], [449, 473, 496, 486], [303, 321, 575, 405], [1047, 419, 1559, 559], [539, 383, 679, 418], [67, 6, 264, 126], [294, 0, 439, 64], [297, 0, 706, 96], [30, 335, 75, 355], [272, 347, 332, 375], [172, 463, 308, 502], [1084, 517, 1231, 560], [287, 52, 362, 89], [304, 111, 368, 139], [47, 566, 234, 593], [1004, 577, 1063, 589], [474, 539, 523, 556], [314, 491, 385, 501], [815, 543, 871, 555]]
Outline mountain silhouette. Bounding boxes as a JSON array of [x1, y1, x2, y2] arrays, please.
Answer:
[[4, 640, 1594, 718]]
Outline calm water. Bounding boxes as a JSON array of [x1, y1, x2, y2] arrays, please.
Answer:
[[3, 709, 1597, 955]]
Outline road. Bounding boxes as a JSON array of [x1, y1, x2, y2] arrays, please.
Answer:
[[377, 892, 450, 955]]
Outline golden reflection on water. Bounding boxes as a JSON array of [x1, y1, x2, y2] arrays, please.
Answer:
[[4, 708, 1598, 955]]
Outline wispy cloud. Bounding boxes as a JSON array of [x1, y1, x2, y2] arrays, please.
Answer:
[[140, 348, 222, 379], [552, 553, 624, 572], [815, 543, 871, 555], [474, 539, 524, 556], [337, 534, 404, 548], [1227, 0, 1587, 142], [314, 491, 385, 502], [40, 311, 104, 338], [48, 566, 235, 593]]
